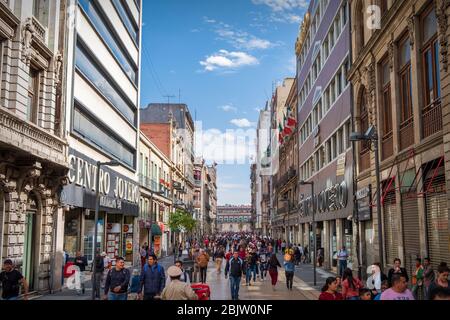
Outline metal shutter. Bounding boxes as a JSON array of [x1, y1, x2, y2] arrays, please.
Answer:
[[401, 193, 420, 278], [425, 174, 450, 269], [383, 190, 399, 265]]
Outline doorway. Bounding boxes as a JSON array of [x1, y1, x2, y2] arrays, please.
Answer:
[[23, 211, 37, 290]]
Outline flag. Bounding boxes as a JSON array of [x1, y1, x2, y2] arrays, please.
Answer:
[[278, 122, 284, 144], [283, 114, 292, 135], [287, 106, 297, 127]]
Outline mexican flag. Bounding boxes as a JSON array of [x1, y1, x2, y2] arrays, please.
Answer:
[[278, 122, 284, 144], [283, 114, 293, 135], [286, 106, 297, 127]]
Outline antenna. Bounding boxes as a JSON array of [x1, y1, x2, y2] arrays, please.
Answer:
[[163, 94, 176, 105]]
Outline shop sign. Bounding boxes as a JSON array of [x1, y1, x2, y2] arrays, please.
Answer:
[[336, 154, 346, 176], [62, 149, 139, 216], [123, 224, 133, 233], [107, 223, 121, 233], [125, 236, 133, 253], [299, 181, 348, 217], [356, 185, 372, 221]]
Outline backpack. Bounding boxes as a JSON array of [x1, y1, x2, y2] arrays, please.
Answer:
[[143, 263, 163, 276]]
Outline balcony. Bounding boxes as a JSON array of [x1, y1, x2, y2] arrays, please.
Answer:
[[0, 108, 67, 167], [422, 99, 442, 138], [399, 118, 414, 150], [138, 174, 159, 193]]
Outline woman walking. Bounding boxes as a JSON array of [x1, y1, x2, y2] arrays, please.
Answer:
[[268, 254, 281, 291], [319, 277, 343, 300], [284, 254, 295, 291]]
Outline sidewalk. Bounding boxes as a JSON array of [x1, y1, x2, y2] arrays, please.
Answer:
[[35, 254, 177, 300]]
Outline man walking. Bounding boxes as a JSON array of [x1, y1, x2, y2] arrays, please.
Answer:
[[337, 246, 348, 276], [74, 251, 88, 295], [225, 251, 245, 300], [196, 249, 210, 284], [139, 254, 165, 300], [214, 246, 225, 274], [0, 259, 28, 300], [104, 257, 130, 300]]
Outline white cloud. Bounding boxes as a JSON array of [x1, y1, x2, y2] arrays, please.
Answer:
[[218, 104, 238, 112], [220, 183, 249, 190], [190, 29, 200, 33], [251, 0, 309, 12], [204, 16, 216, 23], [200, 50, 259, 72], [211, 21, 276, 50], [230, 118, 255, 128]]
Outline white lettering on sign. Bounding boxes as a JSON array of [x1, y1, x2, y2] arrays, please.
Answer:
[[68, 155, 76, 183]]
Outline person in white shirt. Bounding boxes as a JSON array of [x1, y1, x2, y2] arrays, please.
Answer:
[[337, 247, 349, 276]]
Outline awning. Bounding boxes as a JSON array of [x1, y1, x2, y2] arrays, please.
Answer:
[[151, 223, 162, 236]]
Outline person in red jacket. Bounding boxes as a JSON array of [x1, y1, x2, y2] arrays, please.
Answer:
[[319, 277, 343, 300], [342, 268, 364, 300], [238, 246, 246, 260]]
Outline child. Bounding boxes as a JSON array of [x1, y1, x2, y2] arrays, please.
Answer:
[[128, 269, 140, 300], [359, 288, 372, 300]]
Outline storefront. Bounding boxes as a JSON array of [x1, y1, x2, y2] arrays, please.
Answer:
[[61, 149, 139, 263]]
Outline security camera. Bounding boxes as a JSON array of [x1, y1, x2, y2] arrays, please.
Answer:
[[365, 126, 377, 140]]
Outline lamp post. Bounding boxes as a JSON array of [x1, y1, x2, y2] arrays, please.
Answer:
[[92, 160, 120, 300], [299, 180, 316, 286], [350, 125, 384, 268], [148, 181, 165, 259], [281, 197, 290, 245]]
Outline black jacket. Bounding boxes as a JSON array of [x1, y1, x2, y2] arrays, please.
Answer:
[[225, 257, 244, 277], [74, 256, 88, 272], [387, 267, 409, 287], [104, 268, 130, 295], [93, 255, 104, 273]]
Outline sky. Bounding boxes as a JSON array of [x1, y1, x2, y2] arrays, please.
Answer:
[[140, 0, 309, 205]]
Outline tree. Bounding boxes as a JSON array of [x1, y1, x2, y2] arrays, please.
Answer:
[[169, 209, 197, 233]]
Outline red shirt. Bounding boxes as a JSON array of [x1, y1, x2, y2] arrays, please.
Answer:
[[238, 251, 246, 260], [319, 292, 344, 300], [225, 252, 232, 261]]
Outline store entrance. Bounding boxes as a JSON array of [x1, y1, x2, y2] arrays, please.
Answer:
[[23, 211, 37, 290]]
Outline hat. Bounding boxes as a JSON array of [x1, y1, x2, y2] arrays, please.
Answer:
[[101, 252, 107, 257], [167, 266, 183, 278], [3, 259, 13, 265]]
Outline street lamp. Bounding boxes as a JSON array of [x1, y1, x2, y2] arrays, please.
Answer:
[[92, 160, 120, 300], [350, 125, 383, 268], [299, 180, 316, 286]]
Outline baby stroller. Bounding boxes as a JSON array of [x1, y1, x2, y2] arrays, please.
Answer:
[[191, 283, 211, 300]]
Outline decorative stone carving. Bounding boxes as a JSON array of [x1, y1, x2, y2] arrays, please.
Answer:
[[436, 0, 450, 72], [54, 52, 63, 88], [388, 36, 394, 70], [21, 18, 35, 65]]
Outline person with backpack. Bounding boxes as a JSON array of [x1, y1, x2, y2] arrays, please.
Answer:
[[196, 249, 210, 284], [166, 260, 190, 285], [342, 268, 364, 300], [104, 257, 130, 300], [92, 251, 104, 299], [284, 253, 295, 291], [225, 251, 245, 300], [138, 254, 166, 300]]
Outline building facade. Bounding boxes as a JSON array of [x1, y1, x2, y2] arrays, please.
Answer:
[[349, 0, 450, 274], [0, 0, 69, 293], [217, 205, 252, 233], [138, 131, 172, 258], [295, 0, 353, 273], [61, 0, 142, 268]]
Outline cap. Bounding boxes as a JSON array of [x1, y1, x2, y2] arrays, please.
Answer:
[[101, 252, 107, 257], [167, 266, 183, 278], [3, 259, 13, 265]]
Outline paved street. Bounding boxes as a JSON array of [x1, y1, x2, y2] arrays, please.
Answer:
[[35, 252, 323, 300]]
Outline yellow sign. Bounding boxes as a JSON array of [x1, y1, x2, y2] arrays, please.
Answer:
[[336, 154, 346, 176]]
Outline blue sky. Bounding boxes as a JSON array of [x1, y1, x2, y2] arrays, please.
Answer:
[[140, 0, 308, 205]]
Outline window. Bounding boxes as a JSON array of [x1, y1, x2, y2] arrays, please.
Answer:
[[73, 105, 135, 167], [144, 157, 148, 177], [398, 37, 413, 124], [111, 0, 139, 44], [76, 42, 136, 124], [78, 0, 137, 84], [421, 7, 440, 106], [360, 93, 369, 151], [27, 68, 40, 124], [380, 0, 388, 16], [381, 58, 392, 137]]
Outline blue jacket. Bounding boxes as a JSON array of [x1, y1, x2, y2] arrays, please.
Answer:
[[139, 263, 165, 295], [284, 261, 295, 272]]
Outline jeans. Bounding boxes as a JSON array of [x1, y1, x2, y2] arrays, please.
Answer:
[[339, 260, 347, 276], [77, 271, 85, 294], [260, 263, 267, 280], [108, 292, 128, 300], [285, 271, 294, 289], [230, 276, 241, 300], [143, 294, 158, 300], [2, 296, 19, 300], [246, 265, 257, 284], [269, 270, 278, 286], [200, 267, 208, 283]]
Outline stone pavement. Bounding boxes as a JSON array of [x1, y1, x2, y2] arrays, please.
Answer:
[[34, 253, 322, 300]]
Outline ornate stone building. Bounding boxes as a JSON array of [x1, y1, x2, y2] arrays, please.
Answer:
[[349, 0, 450, 274], [0, 0, 69, 293]]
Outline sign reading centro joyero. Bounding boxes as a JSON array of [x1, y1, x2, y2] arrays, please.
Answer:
[[299, 181, 348, 217]]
